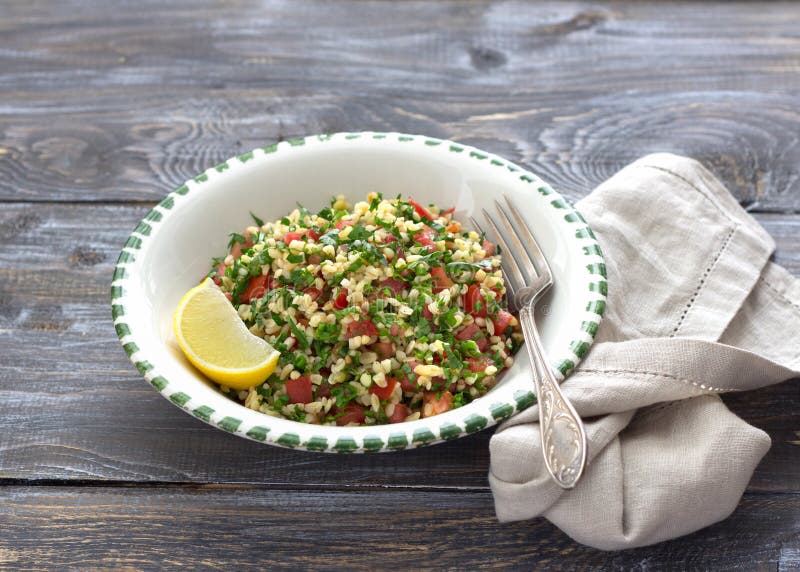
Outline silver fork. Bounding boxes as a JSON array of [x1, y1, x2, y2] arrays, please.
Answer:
[[472, 196, 587, 489]]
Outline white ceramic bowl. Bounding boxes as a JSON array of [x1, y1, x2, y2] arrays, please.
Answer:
[[111, 132, 606, 452]]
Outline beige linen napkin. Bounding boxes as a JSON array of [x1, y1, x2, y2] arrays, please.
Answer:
[[489, 153, 800, 550]]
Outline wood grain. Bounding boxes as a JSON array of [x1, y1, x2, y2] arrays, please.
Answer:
[[0, 204, 797, 491], [0, 486, 798, 571], [1, 1, 800, 566], [1, 1, 799, 208]]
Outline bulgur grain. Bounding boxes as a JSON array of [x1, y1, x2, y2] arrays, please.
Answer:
[[207, 194, 522, 425]]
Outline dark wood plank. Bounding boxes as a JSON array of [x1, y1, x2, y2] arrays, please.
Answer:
[[2, 1, 798, 565], [0, 486, 797, 570], [0, 1, 799, 209], [0, 204, 797, 491]]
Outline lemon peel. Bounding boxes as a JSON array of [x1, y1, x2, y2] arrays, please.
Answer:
[[173, 278, 279, 390]]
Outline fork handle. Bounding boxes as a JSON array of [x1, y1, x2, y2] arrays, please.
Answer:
[[518, 305, 587, 489]]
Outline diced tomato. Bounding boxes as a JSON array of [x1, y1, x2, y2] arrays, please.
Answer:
[[307, 253, 322, 265], [482, 238, 496, 257], [383, 234, 397, 244], [389, 323, 404, 338], [372, 341, 395, 360], [240, 274, 269, 303], [397, 361, 419, 392], [463, 284, 487, 317], [442, 206, 455, 216], [335, 220, 354, 230], [463, 284, 480, 314], [345, 318, 378, 339], [377, 278, 405, 298], [333, 289, 348, 309], [283, 232, 301, 245], [389, 403, 412, 424], [398, 374, 417, 393], [304, 287, 322, 301], [315, 383, 332, 400], [423, 391, 453, 417], [283, 229, 319, 245], [224, 291, 233, 302], [454, 323, 481, 341], [466, 357, 493, 373], [336, 403, 367, 426], [422, 304, 434, 320], [430, 266, 454, 293], [229, 231, 254, 259], [413, 226, 437, 252], [369, 377, 398, 401], [285, 376, 313, 404], [476, 336, 489, 352], [492, 310, 514, 334], [409, 198, 434, 220]]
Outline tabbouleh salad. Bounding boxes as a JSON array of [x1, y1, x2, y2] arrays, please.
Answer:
[[209, 193, 522, 426]]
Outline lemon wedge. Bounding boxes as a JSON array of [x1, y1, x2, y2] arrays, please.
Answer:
[[173, 278, 279, 390]]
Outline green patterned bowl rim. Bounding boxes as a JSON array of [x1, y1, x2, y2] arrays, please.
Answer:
[[110, 132, 606, 453]]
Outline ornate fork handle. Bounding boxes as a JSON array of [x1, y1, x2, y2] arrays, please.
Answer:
[[518, 304, 587, 489]]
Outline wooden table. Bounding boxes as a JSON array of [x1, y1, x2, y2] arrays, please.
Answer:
[[2, 1, 798, 569]]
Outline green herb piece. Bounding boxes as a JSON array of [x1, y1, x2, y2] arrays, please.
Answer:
[[331, 384, 357, 408], [231, 274, 251, 304], [332, 259, 365, 284], [291, 353, 308, 371], [369, 193, 383, 211], [445, 262, 480, 283], [287, 317, 310, 350], [440, 308, 460, 330], [319, 231, 339, 247], [249, 249, 273, 269], [461, 340, 481, 357], [288, 405, 306, 422], [346, 225, 372, 242], [256, 383, 274, 399], [415, 319, 431, 337], [315, 322, 341, 344], [297, 204, 311, 224], [452, 392, 470, 408], [227, 232, 247, 250], [446, 351, 464, 374], [311, 343, 332, 372], [282, 268, 315, 289], [250, 212, 265, 227], [272, 330, 290, 352]]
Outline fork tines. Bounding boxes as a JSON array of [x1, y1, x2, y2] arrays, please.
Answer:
[[471, 195, 553, 312]]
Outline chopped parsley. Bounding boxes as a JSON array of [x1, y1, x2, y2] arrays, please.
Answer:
[[207, 194, 522, 426]]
